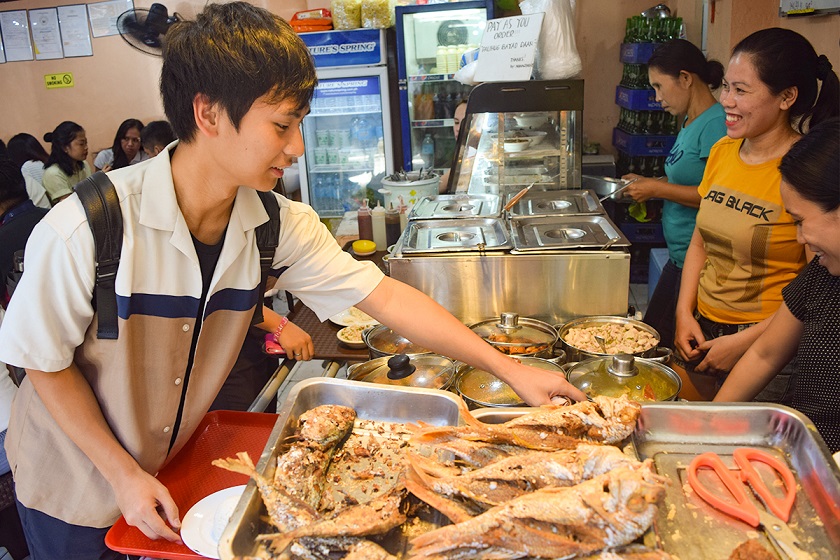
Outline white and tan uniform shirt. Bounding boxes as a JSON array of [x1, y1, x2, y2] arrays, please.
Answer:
[[0, 145, 383, 527]]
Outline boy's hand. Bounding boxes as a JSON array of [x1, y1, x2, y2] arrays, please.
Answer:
[[113, 467, 181, 542]]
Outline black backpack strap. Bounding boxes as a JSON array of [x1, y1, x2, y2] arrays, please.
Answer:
[[74, 172, 123, 340], [252, 191, 280, 326]]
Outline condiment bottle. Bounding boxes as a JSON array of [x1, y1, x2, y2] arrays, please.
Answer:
[[385, 203, 401, 247], [371, 202, 387, 250], [397, 195, 408, 232], [357, 199, 373, 241]]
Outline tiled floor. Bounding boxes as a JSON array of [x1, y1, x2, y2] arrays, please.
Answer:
[[270, 283, 650, 411]]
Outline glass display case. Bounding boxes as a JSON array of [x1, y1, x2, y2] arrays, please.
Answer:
[[447, 80, 584, 196]]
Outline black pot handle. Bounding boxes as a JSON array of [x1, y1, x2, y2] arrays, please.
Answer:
[[387, 354, 416, 380]]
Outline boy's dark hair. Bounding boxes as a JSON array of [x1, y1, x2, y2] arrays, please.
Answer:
[[44, 121, 86, 176], [0, 157, 29, 206], [160, 2, 317, 143], [110, 118, 145, 169], [649, 39, 724, 90], [733, 28, 839, 132], [7, 133, 50, 167], [141, 120, 177, 149], [779, 118, 840, 213]]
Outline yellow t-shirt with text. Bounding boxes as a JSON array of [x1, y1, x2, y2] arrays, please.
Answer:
[[695, 137, 805, 324]]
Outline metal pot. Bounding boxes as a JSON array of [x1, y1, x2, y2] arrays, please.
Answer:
[[555, 315, 660, 363], [455, 356, 564, 408], [362, 324, 432, 360], [347, 353, 456, 391], [566, 354, 681, 401], [469, 312, 558, 359]]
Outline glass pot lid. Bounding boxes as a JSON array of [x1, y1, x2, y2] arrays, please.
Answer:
[[567, 354, 681, 401], [349, 354, 456, 389], [364, 324, 431, 355], [469, 312, 557, 354], [455, 357, 563, 407]]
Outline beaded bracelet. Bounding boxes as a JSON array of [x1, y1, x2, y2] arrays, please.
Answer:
[[273, 316, 289, 343]]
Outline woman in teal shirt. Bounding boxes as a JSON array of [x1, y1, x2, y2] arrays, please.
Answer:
[[622, 39, 727, 347]]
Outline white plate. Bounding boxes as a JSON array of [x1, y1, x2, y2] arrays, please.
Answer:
[[329, 307, 378, 327], [181, 485, 246, 559]]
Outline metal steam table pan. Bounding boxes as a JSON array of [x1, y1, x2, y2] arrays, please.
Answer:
[[399, 218, 511, 254], [472, 403, 840, 558], [509, 215, 630, 251], [506, 189, 605, 218], [218, 377, 463, 560], [408, 193, 502, 220]]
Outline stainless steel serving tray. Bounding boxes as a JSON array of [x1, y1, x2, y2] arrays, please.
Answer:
[[473, 403, 840, 559], [509, 215, 630, 251], [218, 377, 463, 560], [507, 189, 605, 218], [399, 218, 511, 254], [408, 193, 502, 220]]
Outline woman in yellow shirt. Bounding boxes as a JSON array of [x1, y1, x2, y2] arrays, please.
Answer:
[[674, 28, 839, 400], [41, 121, 92, 204]]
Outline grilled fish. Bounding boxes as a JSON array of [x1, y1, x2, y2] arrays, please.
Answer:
[[410, 395, 641, 451], [409, 462, 667, 559]]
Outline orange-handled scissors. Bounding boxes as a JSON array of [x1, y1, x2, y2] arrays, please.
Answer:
[[688, 448, 810, 560]]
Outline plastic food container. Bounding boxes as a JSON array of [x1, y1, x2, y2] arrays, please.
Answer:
[[469, 312, 558, 358], [347, 354, 457, 390], [566, 354, 681, 401]]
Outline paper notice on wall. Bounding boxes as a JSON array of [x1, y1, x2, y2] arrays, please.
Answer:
[[87, 0, 133, 38], [473, 13, 544, 83], [58, 4, 93, 57], [0, 10, 34, 62], [30, 8, 64, 60]]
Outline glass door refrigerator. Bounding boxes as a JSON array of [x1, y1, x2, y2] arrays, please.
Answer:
[[297, 29, 395, 218], [395, 1, 494, 173]]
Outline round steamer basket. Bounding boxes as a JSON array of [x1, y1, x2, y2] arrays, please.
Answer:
[[379, 172, 441, 213]]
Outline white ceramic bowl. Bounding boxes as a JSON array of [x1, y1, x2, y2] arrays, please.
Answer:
[[503, 138, 530, 153], [524, 131, 548, 146], [513, 114, 548, 128], [337, 325, 368, 349]]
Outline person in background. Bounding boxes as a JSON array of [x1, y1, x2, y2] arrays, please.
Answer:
[[439, 98, 468, 193], [141, 120, 177, 158], [715, 118, 840, 453], [0, 158, 49, 305], [0, 4, 585, 557], [674, 28, 839, 400], [94, 118, 149, 171], [621, 39, 727, 349], [7, 133, 50, 186], [41, 121, 92, 204]]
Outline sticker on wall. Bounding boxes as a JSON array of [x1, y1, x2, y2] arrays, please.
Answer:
[[45, 72, 74, 89]]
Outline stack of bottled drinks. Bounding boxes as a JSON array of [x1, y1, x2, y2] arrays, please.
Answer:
[[623, 15, 683, 44], [617, 108, 679, 135], [616, 152, 666, 179]]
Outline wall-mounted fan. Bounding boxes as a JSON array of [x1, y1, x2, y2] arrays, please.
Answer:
[[117, 3, 180, 57]]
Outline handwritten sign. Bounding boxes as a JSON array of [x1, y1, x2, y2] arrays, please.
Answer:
[[45, 72, 74, 89], [473, 13, 544, 83]]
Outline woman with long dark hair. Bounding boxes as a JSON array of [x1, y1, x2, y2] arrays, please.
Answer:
[[715, 118, 840, 452], [42, 121, 92, 204], [7, 133, 49, 185], [674, 28, 839, 400], [94, 118, 148, 171], [621, 39, 727, 349]]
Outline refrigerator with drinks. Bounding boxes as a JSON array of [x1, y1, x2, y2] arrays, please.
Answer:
[[297, 28, 395, 218], [395, 1, 494, 173]]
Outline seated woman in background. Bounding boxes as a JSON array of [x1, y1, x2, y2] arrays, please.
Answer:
[[140, 120, 177, 158], [94, 118, 148, 171], [42, 121, 92, 204], [674, 28, 839, 401], [621, 39, 727, 349], [7, 133, 50, 185], [715, 119, 840, 453]]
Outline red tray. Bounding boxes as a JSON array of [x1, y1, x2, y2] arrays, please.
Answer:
[[105, 410, 278, 559]]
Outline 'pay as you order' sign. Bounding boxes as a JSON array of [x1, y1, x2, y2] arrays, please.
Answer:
[[474, 13, 544, 83]]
